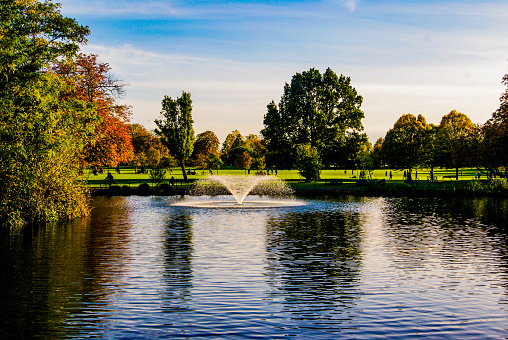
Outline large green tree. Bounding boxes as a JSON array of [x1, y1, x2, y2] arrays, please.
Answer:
[[480, 69, 508, 177], [436, 110, 478, 180], [0, 0, 97, 227], [381, 114, 428, 182], [263, 68, 364, 168], [155, 91, 195, 181]]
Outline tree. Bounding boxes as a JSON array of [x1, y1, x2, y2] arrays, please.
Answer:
[[295, 144, 322, 182], [338, 131, 370, 170], [235, 151, 252, 171], [129, 124, 172, 170], [381, 114, 428, 182], [0, 0, 89, 90], [371, 137, 384, 168], [435, 110, 478, 180], [192, 130, 220, 169], [245, 134, 266, 170], [155, 91, 195, 182], [421, 123, 439, 180], [261, 101, 292, 169], [204, 153, 223, 174], [220, 130, 242, 165], [480, 68, 508, 177], [54, 53, 133, 167], [0, 0, 96, 226], [263, 68, 364, 168]]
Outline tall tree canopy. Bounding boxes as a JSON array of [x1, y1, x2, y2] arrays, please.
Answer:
[[262, 68, 365, 168], [155, 91, 195, 181], [0, 0, 96, 227], [480, 69, 508, 177], [436, 110, 478, 179], [192, 130, 220, 169], [220, 130, 242, 165], [55, 53, 133, 167], [381, 114, 428, 181], [0, 0, 89, 89]]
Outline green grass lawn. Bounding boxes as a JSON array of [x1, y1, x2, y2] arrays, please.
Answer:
[[85, 166, 484, 189]]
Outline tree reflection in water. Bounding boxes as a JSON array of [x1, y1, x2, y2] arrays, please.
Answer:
[[0, 196, 132, 339], [162, 213, 194, 312], [264, 204, 363, 329]]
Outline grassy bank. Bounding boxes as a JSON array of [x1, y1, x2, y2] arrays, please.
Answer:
[[85, 166, 508, 197]]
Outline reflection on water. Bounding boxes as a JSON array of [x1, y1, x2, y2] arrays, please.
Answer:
[[0, 196, 507, 339], [0, 196, 132, 339], [162, 213, 193, 312], [264, 202, 363, 334]]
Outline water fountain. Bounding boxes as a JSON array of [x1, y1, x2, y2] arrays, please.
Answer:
[[172, 174, 304, 208]]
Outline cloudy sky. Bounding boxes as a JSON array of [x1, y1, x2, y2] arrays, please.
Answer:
[[58, 0, 508, 144]]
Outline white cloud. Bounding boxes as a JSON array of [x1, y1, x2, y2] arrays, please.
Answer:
[[80, 44, 293, 142], [344, 0, 359, 13]]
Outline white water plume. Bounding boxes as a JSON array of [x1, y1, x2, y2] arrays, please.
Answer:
[[190, 174, 294, 205]]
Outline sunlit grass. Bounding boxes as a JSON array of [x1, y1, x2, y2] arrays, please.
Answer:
[[84, 166, 484, 189]]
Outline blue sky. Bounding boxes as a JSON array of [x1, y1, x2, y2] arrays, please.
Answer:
[[58, 0, 508, 143]]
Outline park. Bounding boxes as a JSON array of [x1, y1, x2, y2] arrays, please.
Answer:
[[1, 1, 508, 339]]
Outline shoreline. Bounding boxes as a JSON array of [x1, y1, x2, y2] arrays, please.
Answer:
[[91, 184, 508, 199]]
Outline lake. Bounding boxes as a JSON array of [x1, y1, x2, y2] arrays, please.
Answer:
[[1, 195, 507, 339]]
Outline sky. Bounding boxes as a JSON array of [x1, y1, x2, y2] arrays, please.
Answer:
[[58, 0, 508, 144]]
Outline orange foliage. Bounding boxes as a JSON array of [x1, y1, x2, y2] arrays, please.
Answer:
[[55, 53, 133, 166]]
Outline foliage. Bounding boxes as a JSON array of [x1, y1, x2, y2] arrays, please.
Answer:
[[340, 131, 370, 170], [149, 167, 166, 188], [220, 130, 242, 165], [479, 69, 508, 177], [262, 101, 293, 169], [0, 0, 89, 89], [370, 137, 384, 168], [263, 68, 364, 168], [55, 53, 133, 167], [0, 0, 95, 227], [435, 110, 478, 179], [381, 114, 428, 181], [192, 130, 220, 168], [295, 144, 322, 182], [245, 134, 266, 170], [235, 151, 252, 170], [0, 72, 97, 227], [204, 153, 223, 172], [129, 124, 172, 169], [155, 91, 195, 181]]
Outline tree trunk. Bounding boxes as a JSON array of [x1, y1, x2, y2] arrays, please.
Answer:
[[180, 160, 188, 182], [456, 167, 459, 181]]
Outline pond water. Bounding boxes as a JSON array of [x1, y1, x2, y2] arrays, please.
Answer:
[[1, 195, 508, 339]]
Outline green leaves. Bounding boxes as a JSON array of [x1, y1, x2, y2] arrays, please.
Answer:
[[295, 144, 322, 182], [263, 67, 364, 169], [155, 91, 195, 181], [0, 0, 93, 227]]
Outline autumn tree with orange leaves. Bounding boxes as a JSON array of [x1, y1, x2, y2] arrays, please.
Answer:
[[55, 53, 133, 167]]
